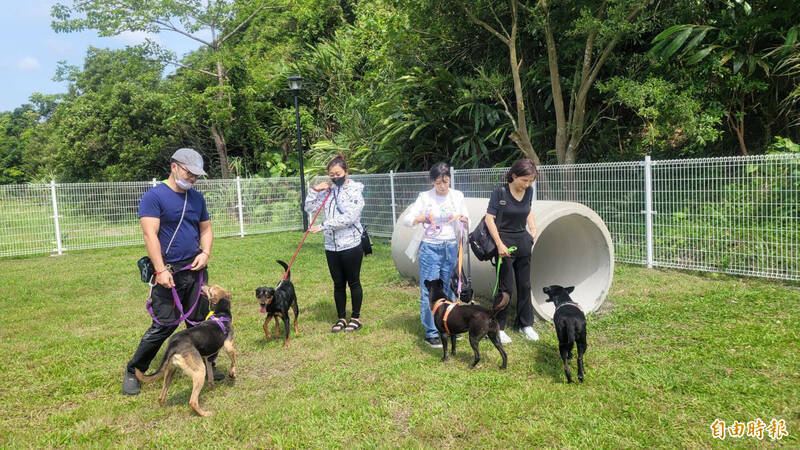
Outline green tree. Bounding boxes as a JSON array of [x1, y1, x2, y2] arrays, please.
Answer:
[[52, 0, 273, 177]]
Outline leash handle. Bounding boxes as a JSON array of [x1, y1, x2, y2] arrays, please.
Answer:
[[146, 264, 203, 327], [282, 189, 332, 281], [492, 246, 517, 297]]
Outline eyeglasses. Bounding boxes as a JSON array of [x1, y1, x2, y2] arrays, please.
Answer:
[[175, 163, 198, 179]]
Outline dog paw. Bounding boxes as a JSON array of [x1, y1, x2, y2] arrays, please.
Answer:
[[228, 371, 236, 379]]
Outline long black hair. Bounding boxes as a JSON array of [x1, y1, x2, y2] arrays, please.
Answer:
[[505, 158, 538, 183]]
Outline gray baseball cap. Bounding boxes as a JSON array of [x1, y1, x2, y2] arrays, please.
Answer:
[[171, 148, 207, 176]]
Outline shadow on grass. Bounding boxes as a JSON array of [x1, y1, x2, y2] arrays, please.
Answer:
[[534, 341, 573, 383]]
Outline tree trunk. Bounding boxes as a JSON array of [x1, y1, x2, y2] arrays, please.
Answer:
[[507, 2, 540, 165], [543, 1, 644, 164], [728, 111, 749, 156], [455, 0, 540, 165], [543, 3, 567, 164]]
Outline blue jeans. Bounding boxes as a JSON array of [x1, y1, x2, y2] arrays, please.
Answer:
[[418, 241, 458, 338]]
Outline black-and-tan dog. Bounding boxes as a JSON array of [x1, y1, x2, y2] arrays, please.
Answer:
[[135, 284, 236, 416], [543, 285, 587, 383], [255, 260, 298, 347], [424, 278, 509, 369]]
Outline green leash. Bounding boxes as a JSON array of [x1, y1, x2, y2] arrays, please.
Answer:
[[492, 246, 517, 296]]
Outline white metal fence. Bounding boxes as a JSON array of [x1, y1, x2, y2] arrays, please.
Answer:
[[1, 155, 797, 281]]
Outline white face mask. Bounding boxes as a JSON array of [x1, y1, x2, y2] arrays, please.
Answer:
[[173, 167, 194, 190], [175, 178, 194, 190]]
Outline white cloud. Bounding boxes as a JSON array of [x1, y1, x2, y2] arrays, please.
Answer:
[[17, 57, 42, 72], [111, 30, 161, 46], [46, 39, 73, 56]]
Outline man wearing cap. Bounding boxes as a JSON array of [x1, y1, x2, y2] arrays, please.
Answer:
[[122, 148, 219, 395]]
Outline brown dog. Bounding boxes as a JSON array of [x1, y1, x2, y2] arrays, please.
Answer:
[[135, 284, 236, 416]]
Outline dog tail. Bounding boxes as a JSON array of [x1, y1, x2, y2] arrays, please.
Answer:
[[134, 351, 170, 383], [277, 260, 289, 280], [491, 292, 510, 319]]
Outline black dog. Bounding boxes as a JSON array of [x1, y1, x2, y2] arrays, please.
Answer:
[[543, 285, 587, 383], [424, 279, 509, 369], [255, 260, 299, 347], [135, 285, 236, 416]]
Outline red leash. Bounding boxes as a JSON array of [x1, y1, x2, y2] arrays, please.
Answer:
[[282, 189, 332, 281]]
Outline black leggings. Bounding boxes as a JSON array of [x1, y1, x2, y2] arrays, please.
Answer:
[[494, 231, 534, 330], [325, 245, 363, 319]]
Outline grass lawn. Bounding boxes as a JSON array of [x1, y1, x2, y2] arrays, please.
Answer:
[[0, 232, 797, 448]]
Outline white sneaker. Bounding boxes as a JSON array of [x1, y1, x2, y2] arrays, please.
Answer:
[[518, 326, 539, 341], [498, 330, 512, 344]]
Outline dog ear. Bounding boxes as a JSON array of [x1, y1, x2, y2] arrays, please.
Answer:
[[566, 286, 574, 294], [201, 285, 211, 298], [543, 286, 551, 295], [424, 279, 430, 289]]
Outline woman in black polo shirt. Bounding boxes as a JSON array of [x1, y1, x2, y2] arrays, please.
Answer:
[[484, 159, 539, 344]]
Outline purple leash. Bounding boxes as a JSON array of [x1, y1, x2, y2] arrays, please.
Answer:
[[146, 264, 204, 327]]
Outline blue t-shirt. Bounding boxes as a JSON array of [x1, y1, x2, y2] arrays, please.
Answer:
[[138, 183, 210, 263]]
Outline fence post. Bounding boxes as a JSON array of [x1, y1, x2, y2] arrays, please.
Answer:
[[151, 178, 158, 187], [50, 180, 63, 256], [643, 156, 654, 268], [532, 179, 538, 201], [450, 168, 456, 189], [389, 170, 397, 224], [236, 176, 245, 238]]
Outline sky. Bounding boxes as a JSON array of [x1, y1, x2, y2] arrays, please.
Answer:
[[0, 1, 204, 112]]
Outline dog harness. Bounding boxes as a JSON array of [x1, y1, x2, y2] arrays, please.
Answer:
[[554, 301, 584, 313], [205, 311, 231, 337], [145, 264, 203, 327], [431, 298, 459, 335]]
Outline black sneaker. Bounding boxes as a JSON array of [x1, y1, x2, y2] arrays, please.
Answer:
[[122, 371, 140, 396], [212, 365, 225, 382], [425, 337, 443, 348]]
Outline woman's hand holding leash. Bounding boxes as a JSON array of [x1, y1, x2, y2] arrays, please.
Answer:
[[308, 224, 322, 233], [497, 242, 512, 258], [313, 181, 331, 191]]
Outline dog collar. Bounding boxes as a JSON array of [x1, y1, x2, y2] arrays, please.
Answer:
[[555, 302, 584, 313]]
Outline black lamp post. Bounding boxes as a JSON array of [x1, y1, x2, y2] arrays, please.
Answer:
[[288, 75, 308, 230]]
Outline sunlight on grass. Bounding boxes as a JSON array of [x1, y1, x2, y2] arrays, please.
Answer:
[[0, 232, 797, 447]]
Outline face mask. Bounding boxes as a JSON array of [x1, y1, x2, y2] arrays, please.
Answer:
[[331, 176, 346, 187], [173, 168, 194, 190], [175, 178, 194, 190]]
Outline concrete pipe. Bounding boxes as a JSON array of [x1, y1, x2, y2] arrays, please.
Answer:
[[391, 198, 614, 322]]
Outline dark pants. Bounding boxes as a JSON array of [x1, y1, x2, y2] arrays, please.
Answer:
[[325, 245, 364, 319], [494, 232, 534, 330], [126, 262, 211, 375]]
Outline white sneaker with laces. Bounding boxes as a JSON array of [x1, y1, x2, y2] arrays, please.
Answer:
[[498, 330, 512, 344], [519, 326, 539, 341]]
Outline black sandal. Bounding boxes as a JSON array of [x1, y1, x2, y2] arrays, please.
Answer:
[[344, 318, 362, 332], [331, 319, 347, 333]]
